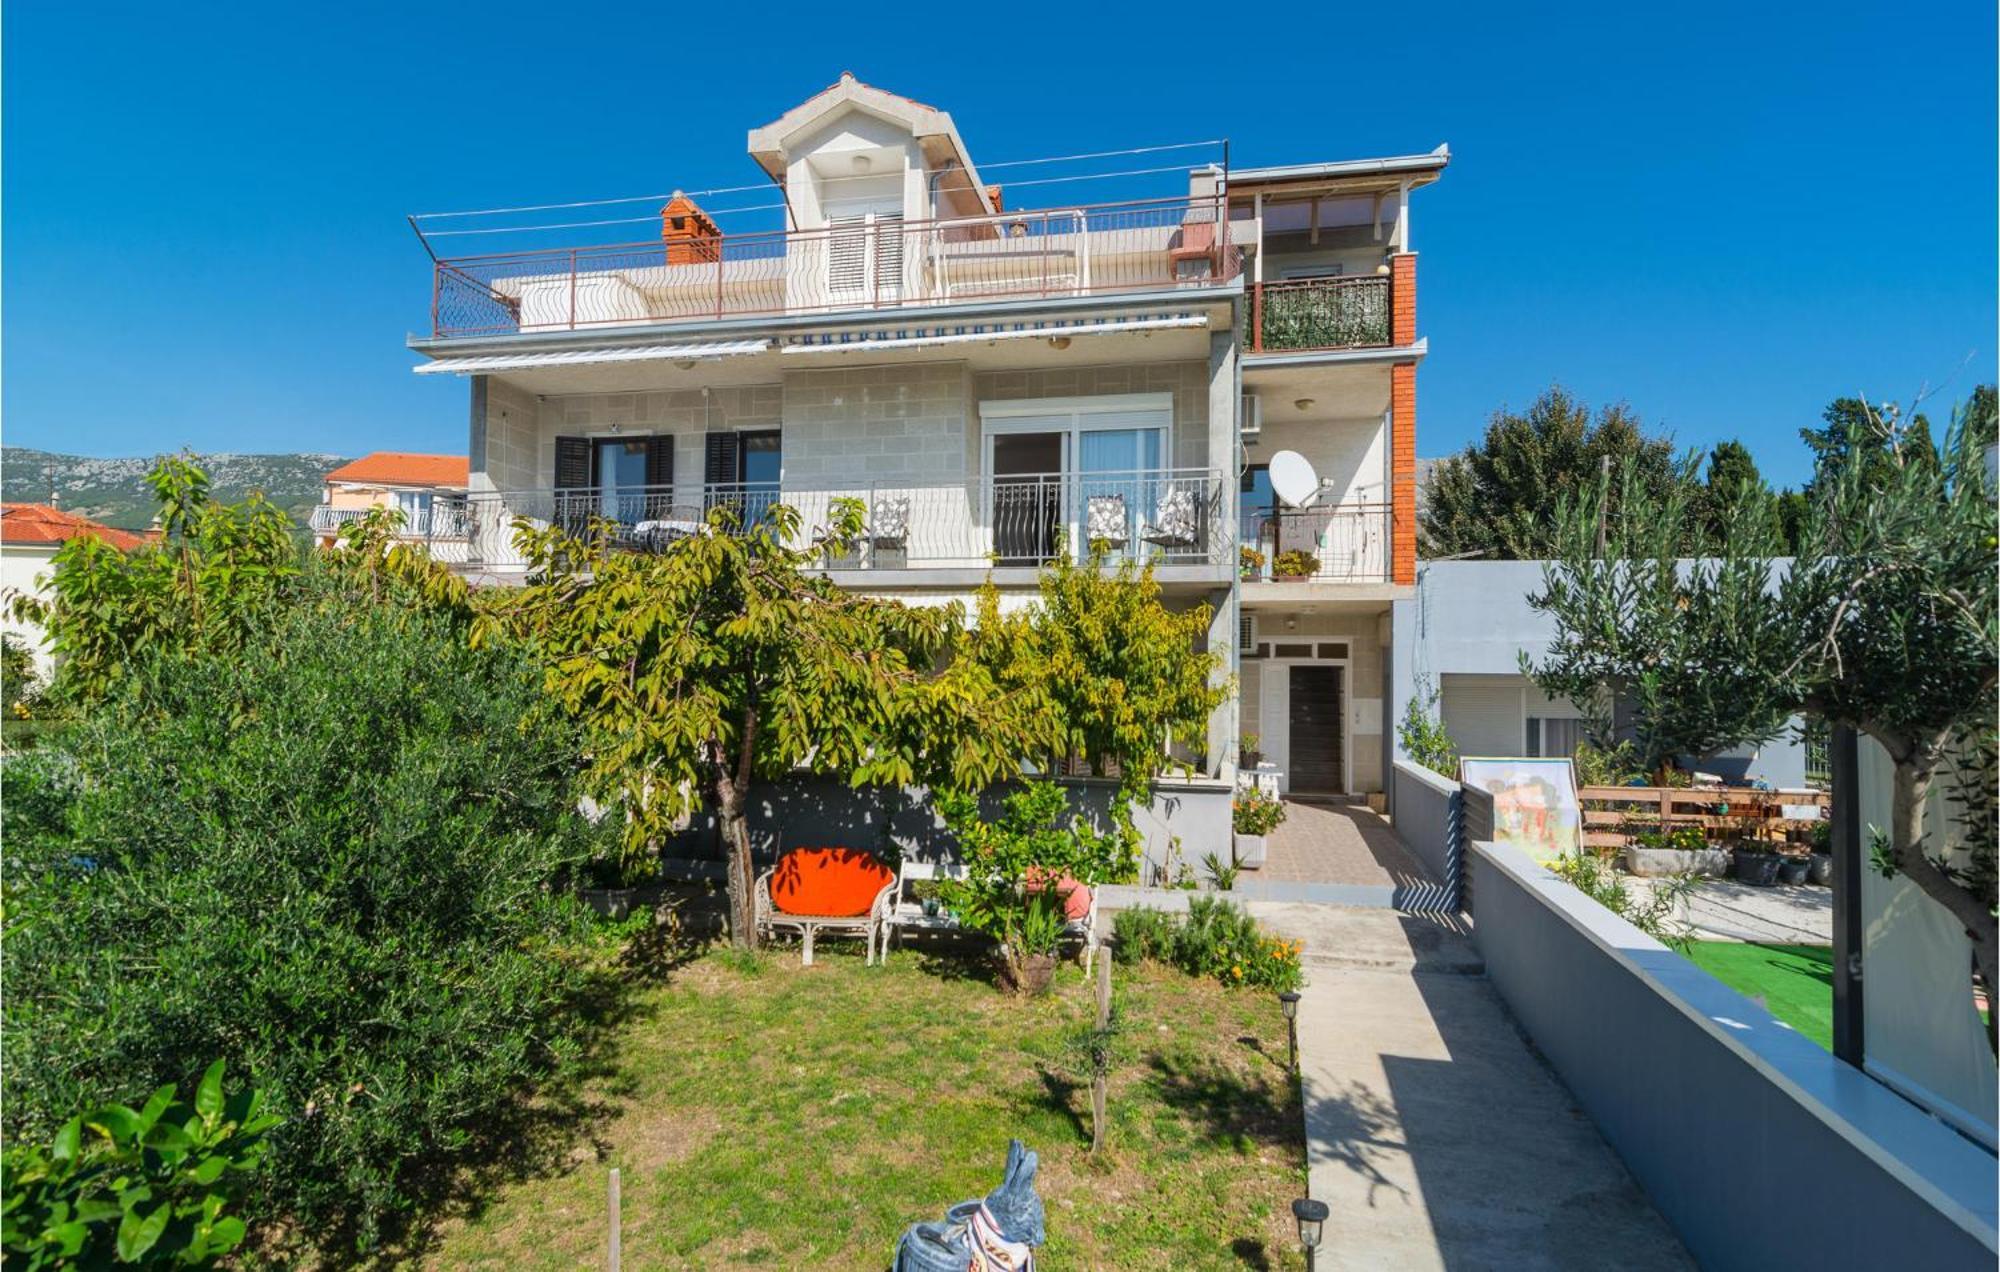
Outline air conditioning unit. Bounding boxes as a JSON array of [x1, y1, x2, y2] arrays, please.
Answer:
[[1240, 392, 1262, 443]]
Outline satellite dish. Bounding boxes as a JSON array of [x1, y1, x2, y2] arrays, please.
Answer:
[[1268, 450, 1321, 508]]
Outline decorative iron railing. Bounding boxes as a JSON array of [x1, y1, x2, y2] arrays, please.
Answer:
[[1242, 503, 1393, 581], [429, 196, 1237, 338], [1249, 276, 1392, 352], [458, 470, 1227, 572]]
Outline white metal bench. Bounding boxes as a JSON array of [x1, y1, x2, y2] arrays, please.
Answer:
[[752, 861, 896, 967], [880, 857, 1100, 974]]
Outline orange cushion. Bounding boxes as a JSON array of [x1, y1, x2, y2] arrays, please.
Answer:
[[1025, 868, 1093, 921], [769, 848, 894, 918]]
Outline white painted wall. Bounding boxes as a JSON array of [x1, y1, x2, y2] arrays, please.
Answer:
[[1, 545, 59, 678]]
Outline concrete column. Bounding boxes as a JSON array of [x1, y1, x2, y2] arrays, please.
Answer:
[[1207, 586, 1238, 781], [1208, 326, 1241, 780]]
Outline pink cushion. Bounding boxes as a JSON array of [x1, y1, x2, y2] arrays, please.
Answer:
[[1025, 868, 1093, 921]]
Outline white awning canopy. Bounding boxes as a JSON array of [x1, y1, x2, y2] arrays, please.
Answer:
[[781, 313, 1207, 355], [413, 339, 771, 375]]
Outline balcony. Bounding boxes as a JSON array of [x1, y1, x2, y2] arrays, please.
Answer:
[[428, 197, 1237, 340], [1242, 503, 1393, 582], [310, 503, 473, 540], [457, 470, 1228, 575], [1248, 276, 1392, 353]]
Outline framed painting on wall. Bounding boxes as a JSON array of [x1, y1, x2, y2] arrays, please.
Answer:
[[1459, 756, 1581, 864]]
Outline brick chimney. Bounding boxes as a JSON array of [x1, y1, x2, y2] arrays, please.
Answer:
[[660, 191, 721, 265]]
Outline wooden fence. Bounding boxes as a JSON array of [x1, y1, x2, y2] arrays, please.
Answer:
[[1577, 785, 1829, 850]]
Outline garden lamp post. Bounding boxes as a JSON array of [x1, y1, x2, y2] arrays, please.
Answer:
[[1292, 1197, 1329, 1269], [1278, 990, 1301, 1072]]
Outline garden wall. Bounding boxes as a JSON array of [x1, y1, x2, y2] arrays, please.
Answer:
[[1467, 838, 1998, 1271], [661, 772, 1232, 882], [1389, 759, 1460, 907]]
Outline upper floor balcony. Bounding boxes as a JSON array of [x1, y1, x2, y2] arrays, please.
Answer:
[[1247, 275, 1393, 354], [428, 196, 1238, 341]]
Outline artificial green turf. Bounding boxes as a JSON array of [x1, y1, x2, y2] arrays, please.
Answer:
[[1686, 942, 1834, 1050]]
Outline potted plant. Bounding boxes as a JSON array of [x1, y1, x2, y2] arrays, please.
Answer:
[[1623, 824, 1729, 878], [580, 854, 638, 920], [1272, 549, 1318, 582], [1730, 837, 1783, 886], [1240, 732, 1263, 769], [1775, 852, 1811, 886], [1806, 820, 1833, 885], [1232, 786, 1286, 870], [1239, 546, 1267, 582]]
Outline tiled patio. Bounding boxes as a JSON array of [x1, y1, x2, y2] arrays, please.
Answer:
[[1254, 798, 1440, 888]]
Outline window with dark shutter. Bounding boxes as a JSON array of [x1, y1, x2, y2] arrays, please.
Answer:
[[703, 432, 740, 487], [554, 437, 591, 491], [645, 436, 674, 488]]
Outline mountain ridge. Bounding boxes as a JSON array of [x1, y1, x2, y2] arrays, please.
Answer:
[[2, 449, 348, 528]]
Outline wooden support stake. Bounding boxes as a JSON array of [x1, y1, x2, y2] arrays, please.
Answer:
[[608, 1167, 622, 1272], [1091, 956, 1113, 1154]]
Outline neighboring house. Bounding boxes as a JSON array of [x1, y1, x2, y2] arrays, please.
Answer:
[[1388, 559, 1809, 787], [311, 452, 472, 559], [0, 503, 153, 677], [409, 73, 1446, 798]]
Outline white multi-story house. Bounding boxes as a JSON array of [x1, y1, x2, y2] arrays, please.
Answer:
[[408, 75, 1444, 798]]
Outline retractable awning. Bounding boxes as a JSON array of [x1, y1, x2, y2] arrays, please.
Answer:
[[781, 313, 1207, 355], [413, 339, 771, 375]]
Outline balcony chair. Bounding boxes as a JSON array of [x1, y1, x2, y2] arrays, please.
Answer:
[[868, 495, 912, 559], [1141, 487, 1199, 549], [1085, 494, 1129, 549]]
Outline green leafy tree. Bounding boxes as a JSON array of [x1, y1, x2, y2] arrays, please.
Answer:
[[3, 576, 607, 1250], [1699, 439, 1794, 553], [1421, 386, 1698, 559], [1397, 678, 1460, 778], [479, 503, 1041, 948], [968, 544, 1227, 814], [1527, 391, 1998, 1048], [1, 1062, 276, 1268]]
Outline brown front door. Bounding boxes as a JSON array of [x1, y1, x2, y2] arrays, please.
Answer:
[[1289, 665, 1345, 795]]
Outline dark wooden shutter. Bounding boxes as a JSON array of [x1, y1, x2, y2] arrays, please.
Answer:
[[645, 435, 674, 488], [703, 432, 740, 487], [554, 437, 591, 491]]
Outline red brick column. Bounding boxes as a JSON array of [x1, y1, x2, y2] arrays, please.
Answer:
[[1391, 252, 1417, 347], [1391, 362, 1417, 585]]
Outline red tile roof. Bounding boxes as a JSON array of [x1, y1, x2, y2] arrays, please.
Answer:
[[324, 452, 469, 488], [0, 504, 152, 552]]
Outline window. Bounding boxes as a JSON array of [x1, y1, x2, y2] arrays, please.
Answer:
[[828, 210, 904, 301], [1527, 717, 1585, 759], [1241, 464, 1274, 543]]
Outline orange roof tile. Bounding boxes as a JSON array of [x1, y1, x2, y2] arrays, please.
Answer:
[[0, 504, 151, 552], [323, 452, 469, 488]]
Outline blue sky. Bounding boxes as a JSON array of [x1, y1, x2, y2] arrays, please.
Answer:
[[4, 0, 1993, 487]]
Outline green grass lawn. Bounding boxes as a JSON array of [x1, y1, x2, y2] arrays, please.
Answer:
[[423, 939, 1306, 1270], [1686, 942, 1834, 1049]]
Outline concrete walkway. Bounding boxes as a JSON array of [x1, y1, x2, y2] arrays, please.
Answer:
[[1284, 907, 1693, 1270]]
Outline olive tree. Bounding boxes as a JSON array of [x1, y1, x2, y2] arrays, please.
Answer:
[[1527, 392, 1998, 1047], [479, 501, 1041, 948]]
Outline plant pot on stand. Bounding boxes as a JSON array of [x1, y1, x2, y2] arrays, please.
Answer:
[[1731, 844, 1783, 886], [1234, 833, 1269, 870]]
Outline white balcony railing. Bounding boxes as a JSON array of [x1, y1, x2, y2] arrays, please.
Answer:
[[458, 471, 1227, 573], [309, 503, 474, 541], [430, 196, 1236, 338]]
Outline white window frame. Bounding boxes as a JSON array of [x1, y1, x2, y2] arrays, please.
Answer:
[[977, 393, 1175, 475]]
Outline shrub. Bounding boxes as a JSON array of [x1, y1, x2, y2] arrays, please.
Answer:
[[1, 1062, 274, 1268], [1112, 898, 1305, 992], [1, 577, 608, 1253], [1232, 786, 1286, 837], [1272, 549, 1318, 578], [937, 782, 1130, 987], [1549, 850, 1696, 950], [1397, 692, 1459, 780]]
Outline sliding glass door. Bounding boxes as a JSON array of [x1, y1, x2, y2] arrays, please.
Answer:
[[981, 395, 1174, 564]]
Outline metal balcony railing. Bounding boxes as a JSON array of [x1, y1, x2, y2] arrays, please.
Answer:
[[459, 470, 1227, 572], [1249, 276, 1392, 352], [429, 196, 1237, 338], [1242, 503, 1393, 581], [309, 503, 473, 540]]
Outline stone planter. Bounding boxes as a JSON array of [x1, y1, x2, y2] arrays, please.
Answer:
[[1732, 849, 1783, 887], [1241, 749, 1263, 769], [1776, 855, 1811, 886], [581, 887, 634, 920], [1234, 833, 1269, 870], [1807, 854, 1834, 886], [1624, 846, 1732, 878]]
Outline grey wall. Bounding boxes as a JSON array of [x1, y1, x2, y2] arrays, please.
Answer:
[[1390, 759, 1459, 905], [1393, 560, 1809, 784], [1468, 839, 1999, 1271], [663, 772, 1231, 883]]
